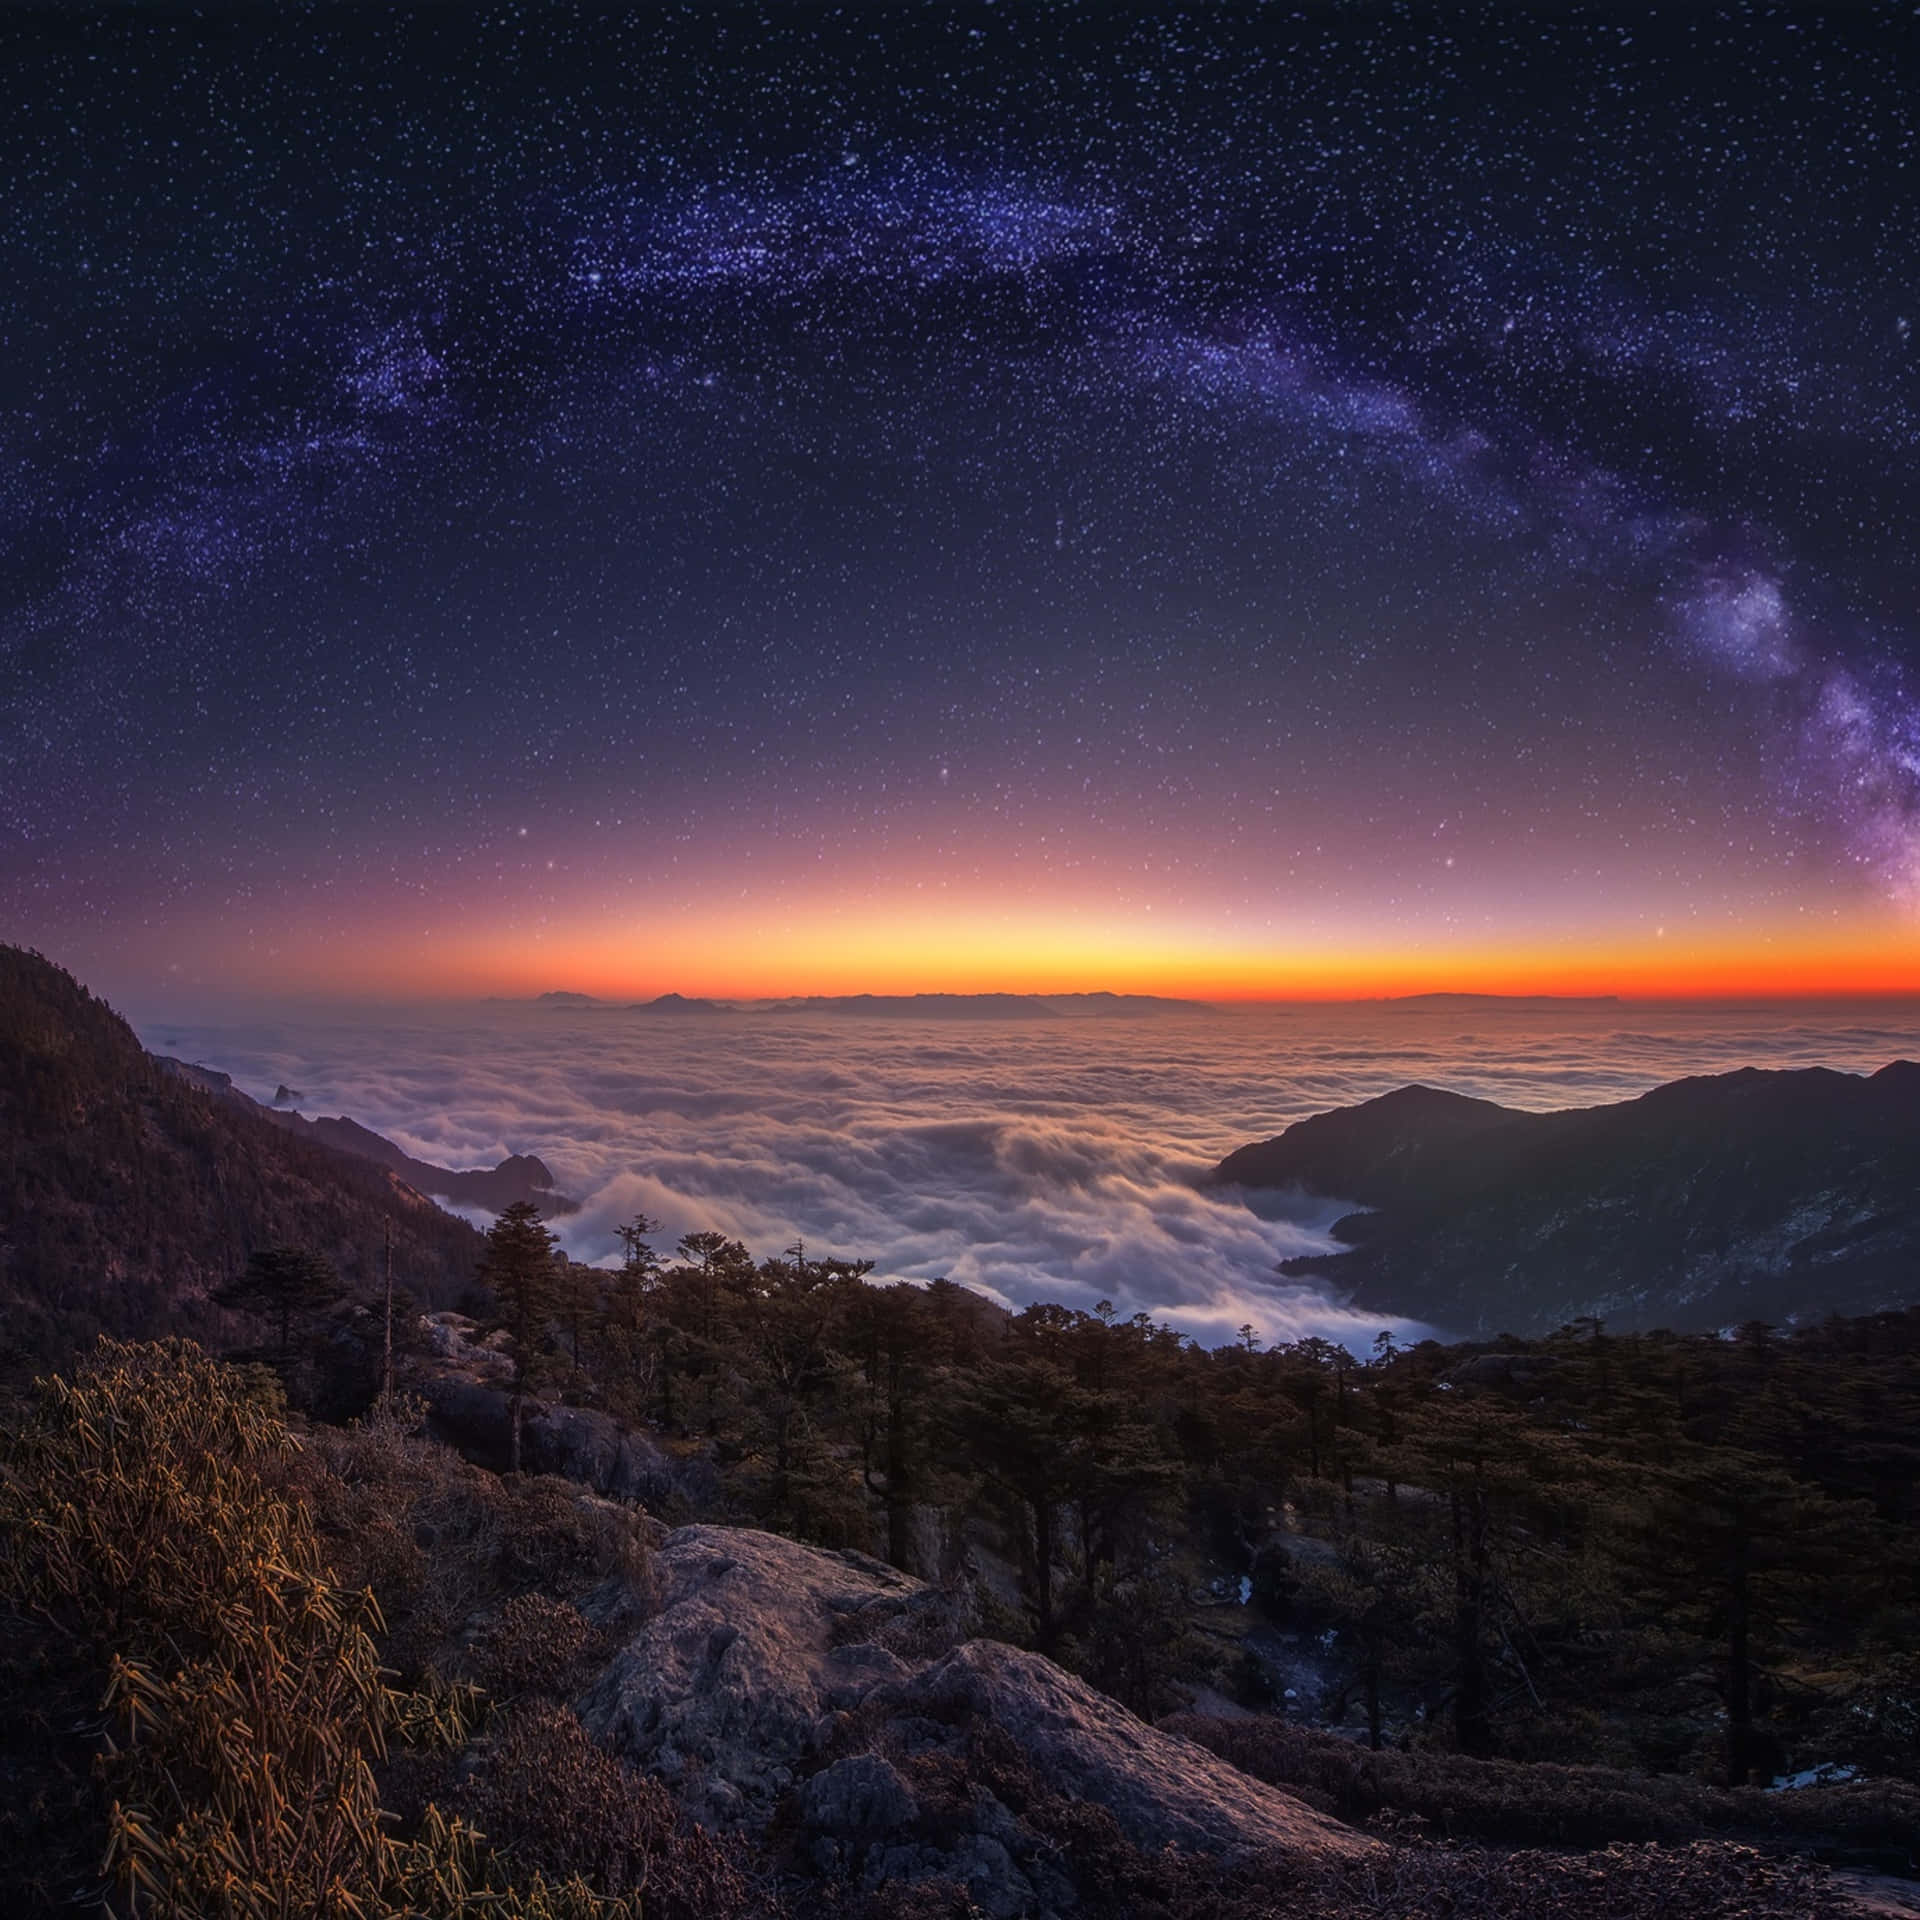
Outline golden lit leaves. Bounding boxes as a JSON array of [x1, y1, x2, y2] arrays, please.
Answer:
[[0, 1338, 639, 1920]]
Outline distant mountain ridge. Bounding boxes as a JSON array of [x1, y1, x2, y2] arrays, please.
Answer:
[[508, 989, 1217, 1017], [757, 991, 1219, 1018], [1378, 992, 1622, 1009], [157, 1060, 574, 1215], [1212, 1064, 1920, 1335]]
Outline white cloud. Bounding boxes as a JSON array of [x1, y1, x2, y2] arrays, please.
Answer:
[[135, 1002, 1920, 1351]]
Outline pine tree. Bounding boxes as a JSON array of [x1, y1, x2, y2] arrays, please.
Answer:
[[215, 1245, 343, 1383], [595, 1213, 664, 1419], [476, 1202, 562, 1475], [943, 1356, 1098, 1654], [853, 1281, 942, 1573], [1633, 1447, 1880, 1784], [1378, 1395, 1587, 1757]]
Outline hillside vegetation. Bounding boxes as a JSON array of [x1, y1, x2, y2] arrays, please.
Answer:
[[1, 1340, 1869, 1918], [0, 947, 484, 1377], [429, 1223, 1920, 1803]]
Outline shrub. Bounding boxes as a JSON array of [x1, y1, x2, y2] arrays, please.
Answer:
[[0, 1338, 642, 1918], [466, 1593, 600, 1702], [456, 1700, 766, 1917], [287, 1403, 653, 1681]]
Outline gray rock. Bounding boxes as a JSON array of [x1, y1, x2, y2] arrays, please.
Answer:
[[577, 1524, 923, 1832], [901, 1640, 1374, 1863], [574, 1523, 1375, 1874], [798, 1754, 919, 1835], [418, 1373, 700, 1508], [928, 1835, 1034, 1920], [822, 1640, 913, 1710], [421, 1377, 514, 1459], [863, 1837, 1036, 1920], [968, 1786, 1022, 1849], [525, 1401, 683, 1505], [423, 1313, 503, 1368]]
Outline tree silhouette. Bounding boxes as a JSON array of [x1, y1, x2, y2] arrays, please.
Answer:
[[852, 1281, 944, 1572], [476, 1201, 562, 1474], [215, 1245, 343, 1381], [1634, 1448, 1879, 1784], [1377, 1396, 1586, 1757], [944, 1356, 1096, 1654]]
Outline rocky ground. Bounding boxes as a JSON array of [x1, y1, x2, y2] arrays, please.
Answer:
[[571, 1524, 1374, 1915]]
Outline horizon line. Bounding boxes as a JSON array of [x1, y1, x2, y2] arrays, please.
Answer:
[[124, 982, 1920, 1012]]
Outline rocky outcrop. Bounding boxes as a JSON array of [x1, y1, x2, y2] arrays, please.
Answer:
[[417, 1366, 707, 1511], [797, 1752, 920, 1836], [575, 1524, 1373, 1912], [896, 1639, 1374, 1862], [577, 1525, 939, 1829]]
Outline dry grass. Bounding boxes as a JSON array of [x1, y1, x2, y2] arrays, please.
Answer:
[[0, 1340, 646, 1918]]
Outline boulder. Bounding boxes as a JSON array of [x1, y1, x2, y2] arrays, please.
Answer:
[[523, 1401, 687, 1507], [578, 1524, 934, 1830], [798, 1753, 920, 1835], [421, 1377, 515, 1461], [895, 1639, 1374, 1862], [417, 1373, 698, 1508], [863, 1834, 1037, 1919], [575, 1523, 1375, 1881]]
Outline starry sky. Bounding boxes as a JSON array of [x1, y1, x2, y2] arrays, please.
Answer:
[[6, 4, 1920, 1003]]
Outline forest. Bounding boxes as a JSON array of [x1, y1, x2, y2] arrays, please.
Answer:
[[408, 1203, 1920, 1799]]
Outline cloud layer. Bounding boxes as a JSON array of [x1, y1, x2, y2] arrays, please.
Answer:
[[136, 1001, 1920, 1350]]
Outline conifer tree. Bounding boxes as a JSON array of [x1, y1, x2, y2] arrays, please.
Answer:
[[853, 1281, 942, 1572], [1378, 1396, 1587, 1756], [596, 1212, 664, 1418], [1634, 1448, 1880, 1784], [215, 1245, 344, 1388], [944, 1356, 1097, 1653], [477, 1201, 562, 1474]]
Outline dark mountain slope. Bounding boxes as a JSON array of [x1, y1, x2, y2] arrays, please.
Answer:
[[1212, 1064, 1920, 1335], [0, 947, 486, 1372], [159, 1059, 573, 1215], [1215, 1084, 1518, 1198]]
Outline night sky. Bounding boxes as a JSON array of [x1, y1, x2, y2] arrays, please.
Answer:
[[6, 5, 1919, 1001]]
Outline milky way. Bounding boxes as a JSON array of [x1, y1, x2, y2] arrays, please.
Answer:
[[3, 8, 1917, 996]]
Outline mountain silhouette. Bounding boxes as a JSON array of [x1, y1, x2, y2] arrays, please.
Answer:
[[1213, 1065, 1920, 1334]]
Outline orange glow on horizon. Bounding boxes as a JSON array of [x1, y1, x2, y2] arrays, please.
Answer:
[[159, 891, 1920, 1006]]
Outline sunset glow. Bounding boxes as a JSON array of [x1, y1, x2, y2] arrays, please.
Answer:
[[92, 888, 1920, 1007]]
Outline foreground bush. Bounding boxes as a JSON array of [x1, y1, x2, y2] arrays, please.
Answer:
[[0, 1338, 640, 1918], [455, 1701, 759, 1917], [284, 1400, 654, 1683]]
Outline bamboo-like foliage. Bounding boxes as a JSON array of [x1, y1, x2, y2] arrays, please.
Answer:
[[0, 1338, 640, 1919]]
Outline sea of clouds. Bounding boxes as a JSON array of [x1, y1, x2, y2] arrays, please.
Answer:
[[134, 1000, 1920, 1351]]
